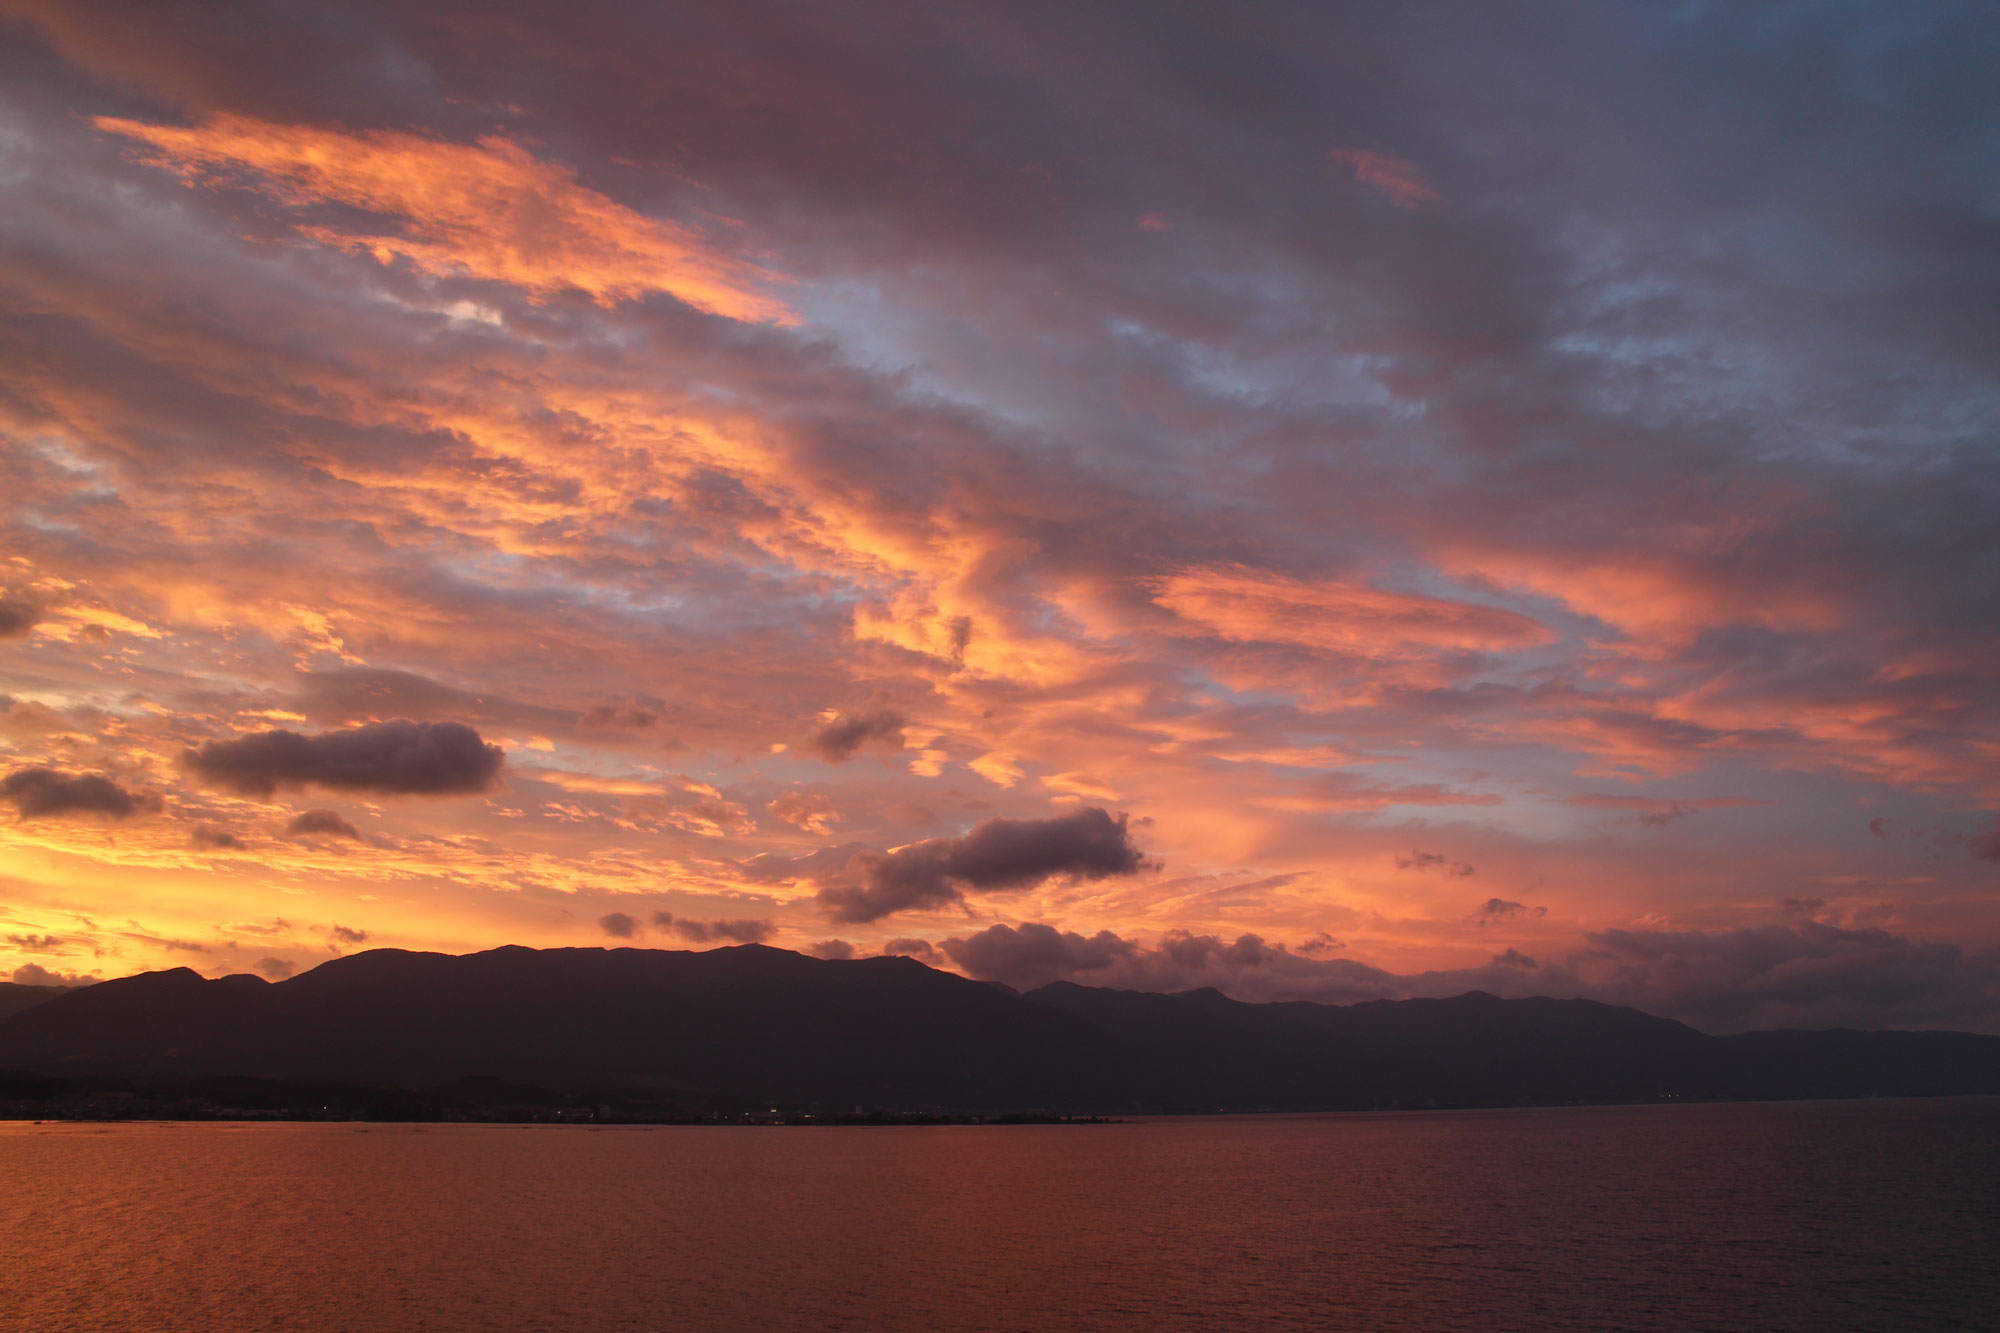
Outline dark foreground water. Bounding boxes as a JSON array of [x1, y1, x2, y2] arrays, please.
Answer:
[[3, 1098, 1996, 1332]]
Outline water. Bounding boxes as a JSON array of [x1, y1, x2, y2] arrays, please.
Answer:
[[2, 1098, 1995, 1331]]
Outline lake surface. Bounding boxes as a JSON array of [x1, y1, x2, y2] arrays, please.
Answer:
[[3, 1098, 1995, 1331]]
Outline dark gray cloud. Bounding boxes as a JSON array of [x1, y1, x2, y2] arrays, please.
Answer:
[[253, 956, 294, 979], [183, 720, 504, 797], [805, 709, 905, 762], [0, 598, 37, 638], [818, 808, 1152, 924], [285, 809, 361, 840], [1396, 850, 1474, 878], [1475, 898, 1547, 924], [327, 925, 369, 946], [6, 934, 65, 952], [939, 922, 1136, 991], [189, 825, 246, 850], [1, 767, 148, 819], [650, 912, 774, 944], [881, 937, 940, 963], [808, 938, 855, 960], [598, 912, 638, 939]]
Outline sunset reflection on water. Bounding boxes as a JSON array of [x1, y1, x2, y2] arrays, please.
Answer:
[[4, 1099, 1994, 1331]]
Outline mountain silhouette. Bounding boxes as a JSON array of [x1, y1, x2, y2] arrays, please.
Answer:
[[0, 945, 1127, 1109], [0, 981, 70, 1023], [0, 944, 1994, 1114]]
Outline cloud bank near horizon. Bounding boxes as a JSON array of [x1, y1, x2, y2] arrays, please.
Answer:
[[919, 917, 2000, 1036]]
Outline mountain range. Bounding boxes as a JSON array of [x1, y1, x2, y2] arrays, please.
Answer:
[[2, 944, 1995, 1115]]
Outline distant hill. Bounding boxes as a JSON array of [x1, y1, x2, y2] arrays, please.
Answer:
[[0, 945, 1994, 1114], [0, 981, 70, 1023], [1023, 982, 1733, 1108]]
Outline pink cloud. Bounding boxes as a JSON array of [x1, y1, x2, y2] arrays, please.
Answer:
[[1329, 147, 1440, 208]]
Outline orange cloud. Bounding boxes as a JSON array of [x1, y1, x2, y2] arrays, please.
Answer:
[[94, 115, 796, 323], [1440, 548, 1846, 650], [1151, 565, 1552, 658]]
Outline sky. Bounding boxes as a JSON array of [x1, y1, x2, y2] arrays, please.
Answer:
[[1, 0, 1996, 1033]]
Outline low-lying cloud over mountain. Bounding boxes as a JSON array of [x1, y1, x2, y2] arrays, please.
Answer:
[[599, 911, 775, 944], [651, 913, 774, 944], [927, 919, 2000, 1035]]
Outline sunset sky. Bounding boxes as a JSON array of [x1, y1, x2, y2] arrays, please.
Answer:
[[2, 0, 1996, 1032]]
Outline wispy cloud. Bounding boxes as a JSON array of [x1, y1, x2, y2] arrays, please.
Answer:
[[96, 115, 797, 322]]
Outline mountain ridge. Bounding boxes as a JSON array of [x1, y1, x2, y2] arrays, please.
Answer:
[[1, 944, 1994, 1114]]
